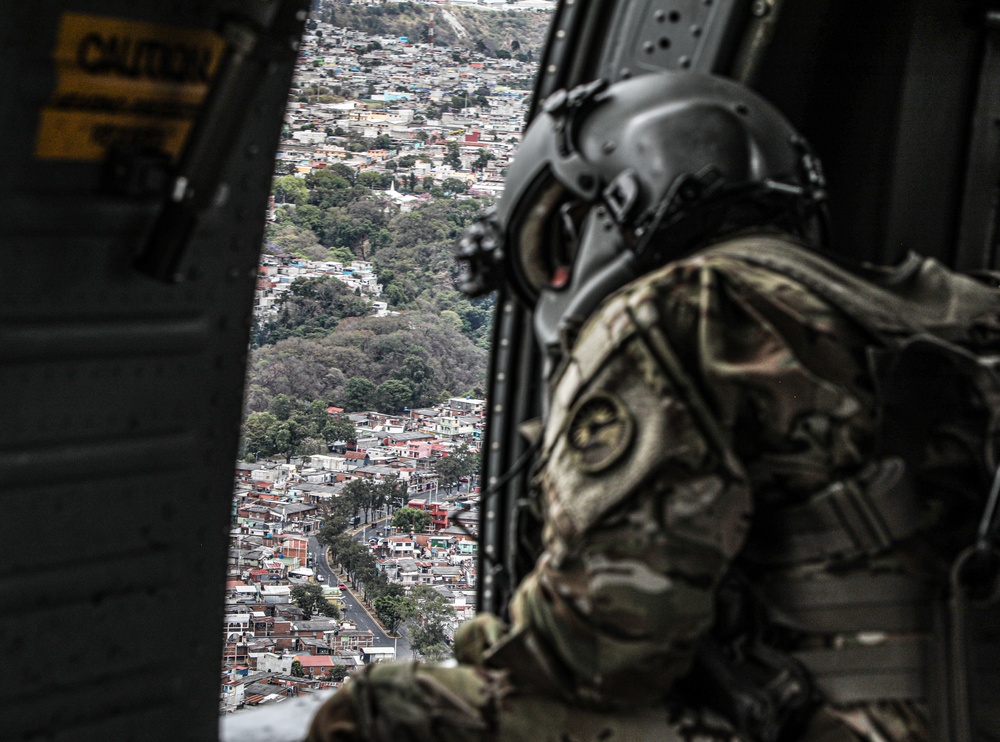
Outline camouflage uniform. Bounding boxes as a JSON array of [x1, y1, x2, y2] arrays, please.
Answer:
[[309, 234, 998, 742]]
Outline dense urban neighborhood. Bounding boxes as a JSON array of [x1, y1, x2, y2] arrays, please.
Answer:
[[221, 0, 548, 714], [222, 395, 483, 713]]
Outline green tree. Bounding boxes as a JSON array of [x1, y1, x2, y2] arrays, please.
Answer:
[[343, 376, 377, 411], [249, 395, 332, 463], [440, 310, 463, 334], [306, 168, 361, 209], [444, 142, 461, 169], [344, 477, 384, 525], [324, 413, 356, 444], [325, 162, 357, 184], [392, 506, 431, 533], [440, 177, 468, 194], [357, 171, 390, 190], [375, 379, 414, 414], [270, 393, 298, 421], [328, 665, 350, 682], [379, 475, 409, 512], [408, 585, 453, 661], [290, 203, 324, 233], [290, 583, 340, 619], [434, 444, 479, 492], [273, 174, 309, 205], [319, 497, 355, 539], [391, 356, 439, 407], [243, 411, 280, 459], [472, 150, 495, 170], [291, 659, 305, 677], [373, 593, 415, 635]]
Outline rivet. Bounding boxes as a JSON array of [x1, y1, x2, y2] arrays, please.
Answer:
[[643, 41, 655, 54], [680, 56, 691, 69], [556, 29, 566, 39], [654, 10, 666, 22], [602, 141, 616, 154], [547, 64, 557, 74], [751, 0, 770, 17], [691, 25, 702, 38]]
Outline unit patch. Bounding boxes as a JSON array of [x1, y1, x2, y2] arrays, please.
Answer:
[[566, 391, 635, 473], [35, 13, 224, 162]]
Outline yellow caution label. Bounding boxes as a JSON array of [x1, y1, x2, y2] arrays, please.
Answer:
[[35, 13, 224, 161]]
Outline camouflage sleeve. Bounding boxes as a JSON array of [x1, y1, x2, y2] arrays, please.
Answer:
[[489, 251, 872, 708]]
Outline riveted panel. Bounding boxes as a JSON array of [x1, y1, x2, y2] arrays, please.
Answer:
[[0, 2, 308, 740], [597, 0, 745, 81]]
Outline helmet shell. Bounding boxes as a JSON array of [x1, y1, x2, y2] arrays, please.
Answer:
[[496, 71, 820, 306]]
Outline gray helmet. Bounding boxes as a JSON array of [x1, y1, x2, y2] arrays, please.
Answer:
[[457, 71, 826, 363]]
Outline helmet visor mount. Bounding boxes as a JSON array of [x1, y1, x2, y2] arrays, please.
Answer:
[[508, 169, 589, 298]]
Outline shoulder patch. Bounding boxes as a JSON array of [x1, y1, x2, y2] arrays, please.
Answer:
[[567, 391, 634, 473]]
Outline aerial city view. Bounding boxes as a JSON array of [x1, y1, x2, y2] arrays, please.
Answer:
[[221, 0, 550, 713]]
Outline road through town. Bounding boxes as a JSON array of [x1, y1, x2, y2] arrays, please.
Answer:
[[308, 534, 412, 659]]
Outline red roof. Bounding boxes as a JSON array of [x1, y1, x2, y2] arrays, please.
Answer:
[[295, 655, 335, 667], [345, 452, 367, 460], [327, 406, 344, 414]]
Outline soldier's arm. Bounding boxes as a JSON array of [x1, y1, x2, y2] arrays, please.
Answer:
[[479, 258, 752, 707], [487, 253, 871, 708]]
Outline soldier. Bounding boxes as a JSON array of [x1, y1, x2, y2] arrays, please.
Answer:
[[309, 72, 1000, 741]]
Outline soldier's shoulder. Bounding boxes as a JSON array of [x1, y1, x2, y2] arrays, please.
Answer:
[[598, 233, 821, 320]]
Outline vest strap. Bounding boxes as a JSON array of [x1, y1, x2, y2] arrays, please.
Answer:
[[756, 572, 935, 634], [746, 458, 921, 566], [794, 640, 929, 704]]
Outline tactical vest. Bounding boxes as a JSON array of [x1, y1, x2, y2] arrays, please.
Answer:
[[692, 236, 1000, 742]]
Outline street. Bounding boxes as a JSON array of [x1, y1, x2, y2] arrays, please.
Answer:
[[307, 534, 412, 659]]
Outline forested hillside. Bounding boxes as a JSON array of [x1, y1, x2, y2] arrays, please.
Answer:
[[244, 163, 492, 461], [235, 2, 547, 461]]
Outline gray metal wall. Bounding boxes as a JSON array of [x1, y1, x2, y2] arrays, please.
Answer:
[[0, 3, 305, 739]]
